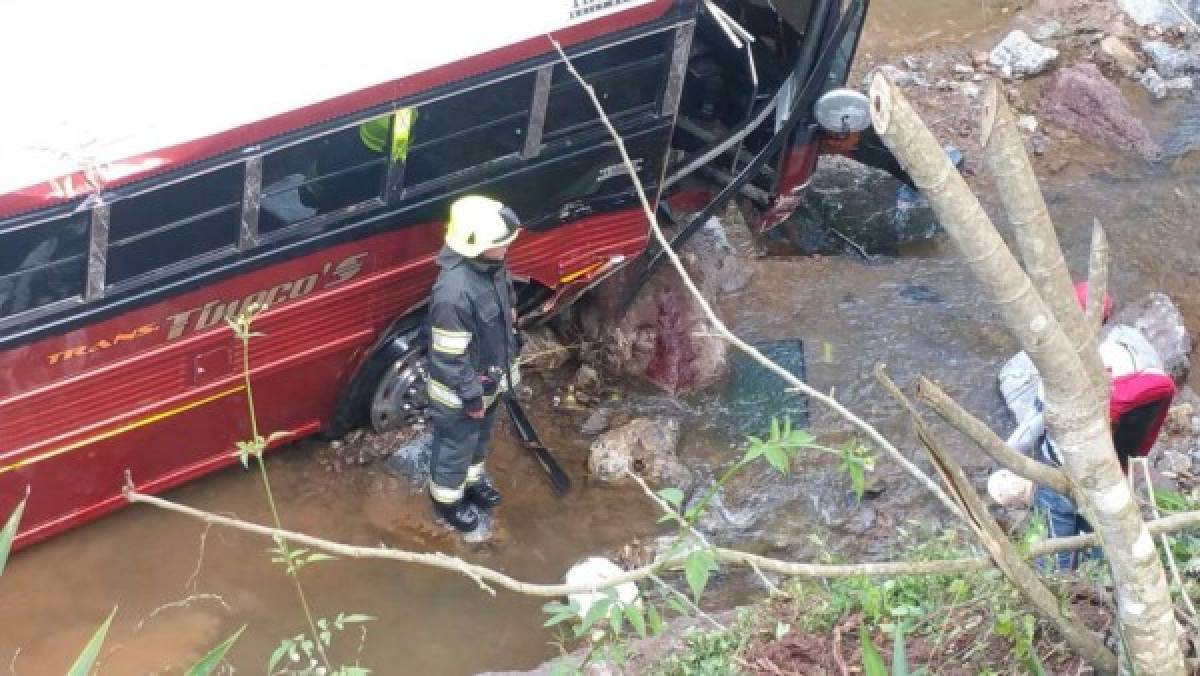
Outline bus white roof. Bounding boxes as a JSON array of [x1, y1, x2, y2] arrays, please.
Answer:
[[0, 0, 664, 210]]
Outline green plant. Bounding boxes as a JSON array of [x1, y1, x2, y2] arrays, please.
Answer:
[[229, 307, 373, 675], [654, 627, 742, 676]]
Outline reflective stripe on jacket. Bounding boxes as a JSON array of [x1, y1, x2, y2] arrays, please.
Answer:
[[425, 246, 520, 409]]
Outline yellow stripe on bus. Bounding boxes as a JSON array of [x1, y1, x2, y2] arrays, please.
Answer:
[[0, 385, 246, 476]]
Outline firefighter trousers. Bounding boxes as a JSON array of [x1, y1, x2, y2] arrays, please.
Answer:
[[429, 400, 500, 501]]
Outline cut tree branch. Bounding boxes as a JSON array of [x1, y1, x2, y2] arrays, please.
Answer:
[[916, 377, 1071, 496], [122, 485, 1200, 596]]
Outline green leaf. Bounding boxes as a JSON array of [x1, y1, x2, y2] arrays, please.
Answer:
[[336, 668, 371, 676], [763, 443, 790, 475], [185, 624, 247, 676], [1021, 649, 1047, 676], [607, 603, 624, 637], [647, 604, 664, 636], [305, 552, 335, 565], [543, 600, 581, 628], [338, 613, 375, 624], [579, 596, 614, 633], [769, 417, 781, 442], [657, 488, 684, 511], [891, 622, 908, 676], [859, 626, 887, 676], [0, 493, 27, 576], [268, 639, 293, 673], [684, 549, 718, 602], [624, 602, 647, 638], [68, 606, 117, 676]]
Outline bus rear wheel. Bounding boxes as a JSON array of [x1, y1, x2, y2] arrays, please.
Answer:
[[368, 340, 430, 434]]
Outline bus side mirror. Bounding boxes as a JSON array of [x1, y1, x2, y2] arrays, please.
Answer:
[[814, 88, 872, 135]]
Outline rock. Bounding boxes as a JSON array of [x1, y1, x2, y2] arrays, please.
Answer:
[[571, 364, 601, 391], [1162, 98, 1200, 159], [1142, 40, 1200, 78], [972, 51, 991, 68], [989, 30, 1059, 79], [588, 418, 692, 490], [1032, 20, 1063, 41], [877, 64, 928, 88], [382, 432, 435, 486], [644, 288, 728, 394], [1041, 63, 1162, 160], [1017, 115, 1039, 133], [1157, 449, 1193, 474], [1030, 133, 1051, 155], [1166, 75, 1194, 90], [1119, 0, 1200, 27], [934, 78, 956, 91], [581, 408, 611, 438], [1141, 68, 1169, 100], [685, 216, 755, 296], [953, 63, 975, 77], [1099, 36, 1143, 77], [1108, 292, 1194, 384], [779, 154, 940, 256], [962, 83, 982, 99], [520, 327, 572, 371]]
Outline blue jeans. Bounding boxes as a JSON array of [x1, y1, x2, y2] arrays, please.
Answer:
[[1033, 484, 1101, 570]]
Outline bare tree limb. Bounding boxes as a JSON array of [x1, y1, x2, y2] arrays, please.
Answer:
[[916, 377, 1071, 496], [1086, 219, 1110, 338], [122, 485, 1200, 596], [981, 82, 1105, 389], [547, 35, 965, 523], [879, 366, 1116, 673], [871, 73, 1185, 674]]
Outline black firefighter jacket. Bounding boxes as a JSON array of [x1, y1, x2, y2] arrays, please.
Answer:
[[425, 246, 520, 412]]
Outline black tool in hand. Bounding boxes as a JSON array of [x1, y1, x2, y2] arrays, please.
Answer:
[[503, 395, 570, 496]]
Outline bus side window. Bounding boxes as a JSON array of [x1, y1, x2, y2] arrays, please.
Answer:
[[403, 72, 536, 189], [0, 210, 89, 320], [260, 119, 390, 235], [544, 33, 670, 140], [107, 164, 244, 286]]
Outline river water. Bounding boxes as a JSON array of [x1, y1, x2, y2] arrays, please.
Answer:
[[3, 1, 1199, 674]]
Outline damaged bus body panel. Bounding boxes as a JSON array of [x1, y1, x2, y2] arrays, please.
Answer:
[[0, 0, 895, 549]]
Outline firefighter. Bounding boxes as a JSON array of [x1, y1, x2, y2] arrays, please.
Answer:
[[424, 195, 522, 532]]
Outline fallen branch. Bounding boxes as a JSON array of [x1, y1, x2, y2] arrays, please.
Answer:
[[123, 485, 1200, 595], [916, 376, 1071, 496], [879, 366, 1116, 673], [546, 36, 965, 523]]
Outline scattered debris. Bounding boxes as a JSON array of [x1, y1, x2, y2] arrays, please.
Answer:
[[1140, 67, 1169, 100], [989, 30, 1059, 79]]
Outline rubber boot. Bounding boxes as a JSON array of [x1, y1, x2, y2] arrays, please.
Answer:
[[464, 476, 502, 510], [431, 496, 480, 533]]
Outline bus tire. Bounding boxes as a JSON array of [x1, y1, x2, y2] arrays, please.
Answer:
[[326, 322, 428, 438]]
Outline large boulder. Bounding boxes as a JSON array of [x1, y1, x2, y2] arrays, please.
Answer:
[[989, 30, 1059, 79], [588, 418, 693, 491], [1108, 292, 1194, 384], [1041, 63, 1162, 160], [580, 216, 740, 395], [779, 155, 940, 256]]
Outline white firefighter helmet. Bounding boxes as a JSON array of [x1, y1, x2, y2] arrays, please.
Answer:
[[444, 195, 521, 258]]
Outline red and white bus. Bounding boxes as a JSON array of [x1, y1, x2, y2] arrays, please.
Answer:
[[0, 0, 892, 549]]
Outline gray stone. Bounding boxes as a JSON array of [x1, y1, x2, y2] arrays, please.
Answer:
[[876, 64, 928, 88], [1109, 292, 1194, 384], [1142, 40, 1200, 78], [588, 418, 692, 490], [989, 30, 1059, 79], [1017, 115, 1039, 133], [1120, 0, 1200, 27], [779, 155, 940, 256], [953, 63, 975, 77], [1032, 20, 1063, 42], [581, 408, 611, 438], [1100, 36, 1143, 77], [1165, 75, 1195, 90], [1157, 449, 1193, 474], [520, 327, 572, 371], [1141, 68, 1169, 100], [1041, 63, 1163, 160], [962, 83, 982, 99], [1162, 98, 1200, 159], [1030, 133, 1051, 155]]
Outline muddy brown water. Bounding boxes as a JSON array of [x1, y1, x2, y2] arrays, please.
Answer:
[[4, 2, 1200, 673]]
